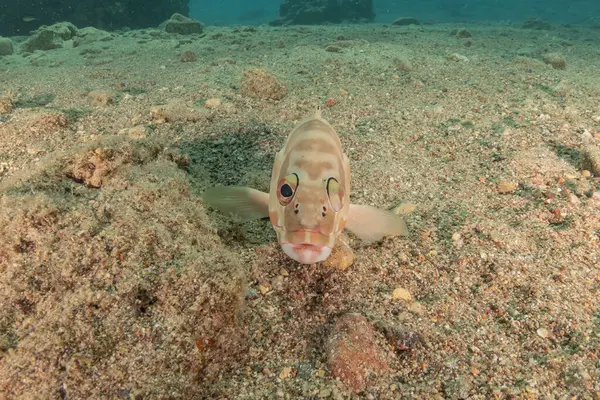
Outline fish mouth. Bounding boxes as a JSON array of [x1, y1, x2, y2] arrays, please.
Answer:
[[280, 242, 332, 264]]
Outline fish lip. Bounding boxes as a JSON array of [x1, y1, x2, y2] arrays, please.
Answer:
[[281, 242, 331, 250]]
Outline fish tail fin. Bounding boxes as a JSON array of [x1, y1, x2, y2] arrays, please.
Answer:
[[203, 186, 269, 221], [345, 204, 409, 242]]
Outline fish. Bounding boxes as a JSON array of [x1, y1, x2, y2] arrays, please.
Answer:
[[203, 108, 408, 264], [22, 16, 37, 22]]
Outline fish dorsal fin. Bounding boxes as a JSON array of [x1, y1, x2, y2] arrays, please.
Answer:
[[203, 186, 269, 221], [345, 204, 408, 242], [315, 105, 323, 120]]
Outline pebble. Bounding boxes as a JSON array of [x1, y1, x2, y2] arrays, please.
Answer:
[[391, 202, 417, 215], [392, 287, 412, 301], [408, 302, 426, 316], [581, 145, 600, 176], [447, 53, 469, 62], [204, 98, 221, 109], [497, 181, 518, 194], [326, 313, 388, 393], [542, 52, 566, 70], [536, 327, 552, 339], [392, 17, 421, 26], [279, 366, 292, 379], [323, 240, 355, 271], [88, 90, 114, 107], [455, 28, 472, 38]]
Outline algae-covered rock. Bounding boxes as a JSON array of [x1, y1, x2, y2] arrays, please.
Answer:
[[73, 27, 113, 47], [21, 22, 78, 52], [0, 37, 14, 56], [164, 13, 204, 35]]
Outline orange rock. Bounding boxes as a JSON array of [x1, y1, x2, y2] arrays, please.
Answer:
[[326, 313, 388, 393]]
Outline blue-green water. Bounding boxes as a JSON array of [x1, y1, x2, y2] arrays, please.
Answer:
[[189, 0, 600, 25]]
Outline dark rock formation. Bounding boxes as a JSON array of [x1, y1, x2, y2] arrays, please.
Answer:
[[164, 13, 204, 35], [0, 0, 189, 36], [272, 0, 374, 25]]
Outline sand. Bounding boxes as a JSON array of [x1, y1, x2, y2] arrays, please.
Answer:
[[0, 21, 599, 399]]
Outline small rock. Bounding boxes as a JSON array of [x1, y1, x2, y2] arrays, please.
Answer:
[[0, 97, 12, 114], [180, 50, 197, 62], [391, 202, 416, 215], [318, 388, 332, 398], [392, 17, 420, 26], [497, 181, 518, 194], [581, 145, 600, 176], [0, 37, 14, 56], [323, 240, 355, 271], [164, 13, 204, 35], [567, 193, 580, 205], [455, 28, 472, 38], [325, 45, 343, 53], [392, 287, 412, 301], [240, 69, 287, 101], [204, 98, 221, 109], [326, 313, 388, 394], [408, 302, 426, 316], [536, 327, 552, 339], [73, 27, 113, 47], [444, 376, 472, 399], [522, 17, 553, 30], [542, 53, 566, 70], [447, 53, 469, 62], [279, 366, 292, 379], [88, 90, 114, 107]]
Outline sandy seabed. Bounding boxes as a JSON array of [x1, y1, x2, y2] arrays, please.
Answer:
[[0, 20, 599, 399]]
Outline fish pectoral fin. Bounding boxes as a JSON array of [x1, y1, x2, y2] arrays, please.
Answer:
[[203, 186, 269, 221], [346, 204, 409, 243]]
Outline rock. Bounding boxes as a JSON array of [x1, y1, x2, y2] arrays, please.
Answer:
[[180, 50, 197, 62], [73, 27, 113, 47], [542, 52, 566, 70], [164, 13, 204, 35], [581, 145, 600, 176], [204, 98, 221, 109], [372, 320, 421, 351], [536, 327, 552, 339], [522, 17, 553, 30], [0, 37, 14, 56], [392, 17, 420, 26], [276, 0, 374, 25], [0, 97, 12, 115], [326, 313, 388, 394], [391, 202, 416, 215], [455, 28, 472, 38], [497, 181, 518, 194], [392, 287, 412, 301], [87, 90, 114, 107], [323, 240, 355, 271], [325, 45, 343, 53], [21, 22, 78, 52], [408, 302, 426, 316], [1, 0, 188, 37], [240, 69, 287, 101], [447, 53, 469, 62], [444, 376, 472, 399]]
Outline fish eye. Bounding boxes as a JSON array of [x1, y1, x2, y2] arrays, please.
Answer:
[[280, 184, 293, 198], [277, 173, 299, 206], [326, 177, 344, 212]]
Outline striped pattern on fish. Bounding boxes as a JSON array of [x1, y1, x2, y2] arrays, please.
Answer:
[[203, 108, 408, 264]]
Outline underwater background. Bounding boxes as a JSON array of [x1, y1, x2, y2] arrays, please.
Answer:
[[1, 0, 600, 398], [190, 0, 600, 26]]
